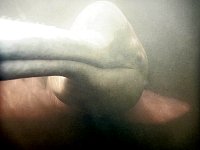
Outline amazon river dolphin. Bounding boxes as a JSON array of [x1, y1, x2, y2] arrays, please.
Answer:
[[0, 1, 148, 118]]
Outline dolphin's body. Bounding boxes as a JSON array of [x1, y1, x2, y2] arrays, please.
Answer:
[[0, 1, 147, 117]]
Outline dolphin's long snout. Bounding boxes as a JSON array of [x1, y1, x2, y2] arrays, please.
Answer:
[[0, 1, 148, 115], [0, 1, 147, 81]]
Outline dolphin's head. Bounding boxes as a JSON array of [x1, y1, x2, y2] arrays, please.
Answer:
[[0, 1, 148, 118]]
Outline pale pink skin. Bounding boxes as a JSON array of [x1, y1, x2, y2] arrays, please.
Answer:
[[0, 77, 191, 149], [0, 78, 190, 122]]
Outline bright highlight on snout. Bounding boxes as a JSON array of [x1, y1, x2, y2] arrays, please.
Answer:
[[0, 18, 71, 41]]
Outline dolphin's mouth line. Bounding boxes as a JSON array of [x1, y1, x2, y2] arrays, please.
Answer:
[[0, 59, 135, 80], [0, 58, 134, 70]]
